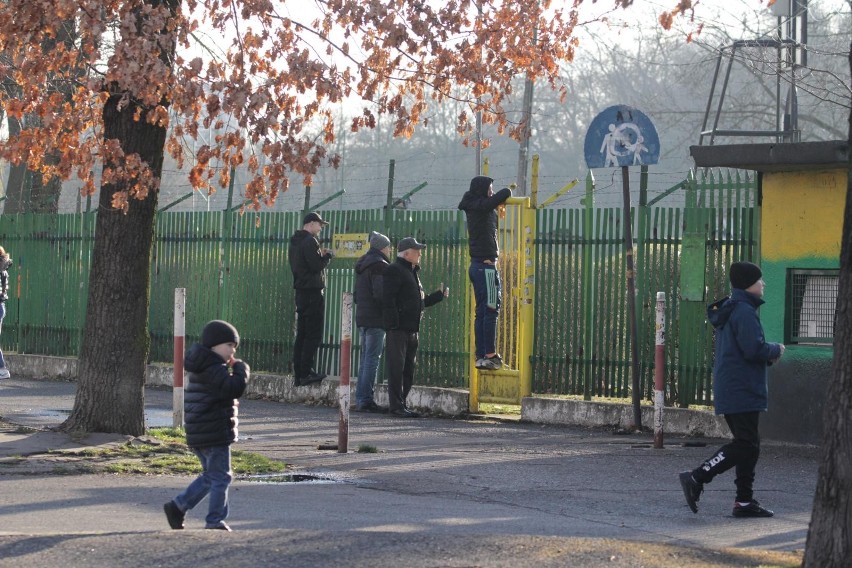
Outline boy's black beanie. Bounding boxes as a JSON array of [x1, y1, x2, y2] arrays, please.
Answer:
[[729, 261, 762, 290], [201, 320, 240, 348]]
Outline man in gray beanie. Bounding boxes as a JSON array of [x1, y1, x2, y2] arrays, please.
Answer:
[[679, 260, 784, 518], [353, 231, 392, 412]]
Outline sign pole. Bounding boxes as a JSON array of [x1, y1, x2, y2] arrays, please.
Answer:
[[585, 104, 659, 432], [621, 166, 642, 430]]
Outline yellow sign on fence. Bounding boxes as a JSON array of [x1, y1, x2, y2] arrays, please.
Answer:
[[332, 233, 369, 258]]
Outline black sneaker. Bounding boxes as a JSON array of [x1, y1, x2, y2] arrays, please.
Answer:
[[390, 407, 420, 418], [733, 500, 774, 518], [296, 373, 324, 386], [478, 354, 504, 370], [163, 500, 185, 529], [356, 401, 387, 413], [679, 471, 703, 514]]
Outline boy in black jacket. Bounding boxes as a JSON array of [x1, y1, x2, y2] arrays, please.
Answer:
[[164, 320, 250, 532], [458, 176, 512, 370]]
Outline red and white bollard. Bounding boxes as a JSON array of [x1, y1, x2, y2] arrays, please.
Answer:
[[338, 292, 353, 453], [173, 288, 186, 428], [653, 291, 666, 449]]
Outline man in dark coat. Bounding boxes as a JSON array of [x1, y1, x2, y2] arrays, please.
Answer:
[[679, 261, 785, 518], [353, 231, 391, 412], [288, 211, 333, 385], [458, 175, 512, 370], [382, 237, 447, 417]]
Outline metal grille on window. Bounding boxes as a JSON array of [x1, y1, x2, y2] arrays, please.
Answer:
[[788, 269, 839, 345]]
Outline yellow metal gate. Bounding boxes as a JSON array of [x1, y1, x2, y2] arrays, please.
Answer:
[[468, 196, 536, 410]]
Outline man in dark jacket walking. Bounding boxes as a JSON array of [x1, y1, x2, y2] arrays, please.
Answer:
[[679, 261, 784, 518], [383, 237, 447, 417], [354, 231, 392, 412], [458, 175, 512, 370], [289, 211, 334, 386]]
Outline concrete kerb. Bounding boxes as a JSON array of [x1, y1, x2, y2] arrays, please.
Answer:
[[8, 353, 727, 438]]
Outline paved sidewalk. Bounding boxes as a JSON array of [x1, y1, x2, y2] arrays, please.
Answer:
[[0, 378, 817, 567]]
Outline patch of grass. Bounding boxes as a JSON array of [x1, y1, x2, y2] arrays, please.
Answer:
[[232, 449, 287, 475], [357, 444, 378, 453], [59, 428, 287, 476]]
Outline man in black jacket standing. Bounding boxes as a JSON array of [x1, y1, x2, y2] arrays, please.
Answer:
[[353, 231, 392, 412], [458, 175, 512, 370], [383, 237, 447, 417], [289, 211, 333, 386]]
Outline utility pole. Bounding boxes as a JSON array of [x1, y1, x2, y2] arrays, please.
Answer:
[[475, 0, 483, 176], [516, 8, 538, 196], [516, 77, 535, 196]]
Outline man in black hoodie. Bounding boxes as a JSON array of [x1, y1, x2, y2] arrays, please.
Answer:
[[458, 175, 512, 370], [289, 212, 333, 386]]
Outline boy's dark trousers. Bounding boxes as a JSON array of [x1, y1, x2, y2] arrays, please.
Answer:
[[385, 329, 418, 411], [293, 288, 325, 379], [692, 411, 761, 502]]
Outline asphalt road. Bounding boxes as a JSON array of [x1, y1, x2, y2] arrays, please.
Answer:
[[0, 378, 817, 567]]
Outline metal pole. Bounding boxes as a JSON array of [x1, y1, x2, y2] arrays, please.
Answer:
[[338, 292, 353, 453], [654, 292, 666, 448], [385, 159, 395, 234], [173, 288, 186, 428], [621, 166, 641, 429]]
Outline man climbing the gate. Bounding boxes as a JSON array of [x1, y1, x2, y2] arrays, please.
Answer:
[[458, 175, 512, 370]]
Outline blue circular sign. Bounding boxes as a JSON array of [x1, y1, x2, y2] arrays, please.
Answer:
[[584, 105, 660, 169]]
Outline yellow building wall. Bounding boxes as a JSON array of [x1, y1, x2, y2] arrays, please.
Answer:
[[761, 169, 846, 262]]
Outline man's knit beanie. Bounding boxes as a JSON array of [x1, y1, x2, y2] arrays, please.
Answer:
[[729, 261, 762, 290], [369, 231, 391, 250]]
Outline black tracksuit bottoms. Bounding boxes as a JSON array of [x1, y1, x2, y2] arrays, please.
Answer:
[[293, 289, 324, 379], [692, 411, 761, 503]]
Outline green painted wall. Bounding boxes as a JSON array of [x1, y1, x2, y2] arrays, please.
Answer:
[[756, 168, 845, 444], [759, 169, 845, 341]]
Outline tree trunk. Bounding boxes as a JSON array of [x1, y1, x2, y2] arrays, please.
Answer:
[[61, 92, 165, 435], [1, 20, 75, 215], [802, 41, 852, 567], [2, 114, 28, 213], [61, 1, 176, 436]]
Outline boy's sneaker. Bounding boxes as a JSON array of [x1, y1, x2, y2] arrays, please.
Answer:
[[163, 500, 185, 529], [733, 500, 774, 518], [679, 471, 703, 514], [478, 354, 503, 370], [205, 522, 233, 531], [0, 368, 9, 379]]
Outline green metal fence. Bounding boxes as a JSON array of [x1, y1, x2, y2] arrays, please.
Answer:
[[530, 169, 757, 405], [0, 169, 757, 405]]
